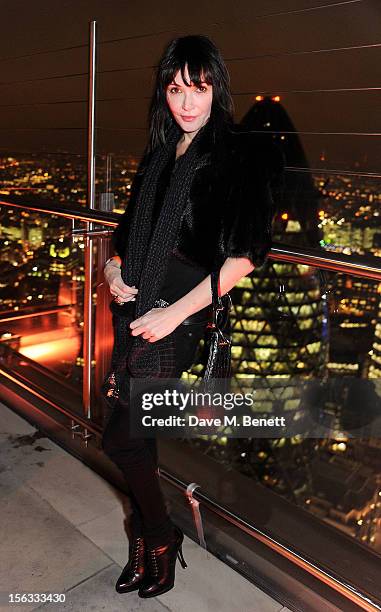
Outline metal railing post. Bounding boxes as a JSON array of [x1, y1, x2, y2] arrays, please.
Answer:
[[83, 19, 97, 418], [186, 483, 207, 549]]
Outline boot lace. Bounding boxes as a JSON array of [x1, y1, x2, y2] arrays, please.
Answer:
[[131, 536, 144, 571], [147, 546, 161, 577]]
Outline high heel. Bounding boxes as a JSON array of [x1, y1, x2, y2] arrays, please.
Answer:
[[115, 536, 145, 593], [138, 525, 187, 598], [177, 544, 187, 568]]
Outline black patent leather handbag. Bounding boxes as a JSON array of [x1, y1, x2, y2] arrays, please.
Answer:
[[203, 268, 233, 381]]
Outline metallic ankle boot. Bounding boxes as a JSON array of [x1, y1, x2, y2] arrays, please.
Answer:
[[115, 536, 145, 593], [138, 525, 187, 599]]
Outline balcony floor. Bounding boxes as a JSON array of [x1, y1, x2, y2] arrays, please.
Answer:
[[0, 402, 292, 612]]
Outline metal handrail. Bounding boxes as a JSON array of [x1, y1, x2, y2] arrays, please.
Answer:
[[0, 198, 118, 225], [1, 197, 381, 279], [270, 245, 381, 280]]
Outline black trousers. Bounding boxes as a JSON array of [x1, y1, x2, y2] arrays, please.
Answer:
[[101, 323, 205, 547]]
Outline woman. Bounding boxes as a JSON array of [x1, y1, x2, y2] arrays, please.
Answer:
[[101, 34, 282, 599]]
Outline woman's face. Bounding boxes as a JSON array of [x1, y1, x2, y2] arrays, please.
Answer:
[[165, 64, 213, 136]]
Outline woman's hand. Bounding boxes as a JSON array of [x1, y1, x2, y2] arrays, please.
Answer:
[[129, 306, 184, 342], [104, 262, 138, 303]]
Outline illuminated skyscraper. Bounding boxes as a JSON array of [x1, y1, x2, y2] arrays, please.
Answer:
[[368, 286, 381, 378], [187, 96, 329, 487]]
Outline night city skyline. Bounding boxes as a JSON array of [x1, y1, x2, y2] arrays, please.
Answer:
[[1, 2, 381, 608]]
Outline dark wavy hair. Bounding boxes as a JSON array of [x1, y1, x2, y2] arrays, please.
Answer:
[[146, 35, 234, 153]]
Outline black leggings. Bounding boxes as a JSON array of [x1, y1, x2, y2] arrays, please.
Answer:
[[101, 323, 204, 547]]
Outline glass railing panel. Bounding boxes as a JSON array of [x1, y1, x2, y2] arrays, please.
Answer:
[[2, 202, 380, 595], [94, 152, 140, 214], [170, 263, 381, 557], [3, 201, 379, 562], [0, 204, 91, 414], [90, 236, 381, 556], [271, 167, 381, 256]]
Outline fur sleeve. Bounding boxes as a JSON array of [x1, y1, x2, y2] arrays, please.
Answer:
[[222, 133, 284, 268]]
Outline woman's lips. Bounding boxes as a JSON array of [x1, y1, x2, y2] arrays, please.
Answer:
[[181, 115, 197, 122]]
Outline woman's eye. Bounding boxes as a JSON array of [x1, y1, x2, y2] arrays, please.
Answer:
[[168, 85, 208, 94]]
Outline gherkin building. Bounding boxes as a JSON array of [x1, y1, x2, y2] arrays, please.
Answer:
[[182, 96, 330, 498], [368, 293, 381, 378]]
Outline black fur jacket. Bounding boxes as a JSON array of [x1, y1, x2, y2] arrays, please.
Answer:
[[112, 124, 284, 273]]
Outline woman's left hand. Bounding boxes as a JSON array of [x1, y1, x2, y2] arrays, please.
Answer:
[[129, 307, 185, 342]]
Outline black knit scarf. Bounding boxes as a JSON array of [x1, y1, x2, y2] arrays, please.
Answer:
[[119, 119, 213, 379]]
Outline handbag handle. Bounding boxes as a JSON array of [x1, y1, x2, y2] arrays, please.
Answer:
[[210, 268, 231, 331], [211, 269, 223, 312]]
